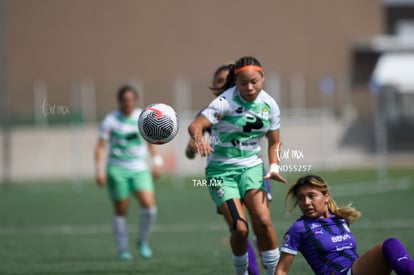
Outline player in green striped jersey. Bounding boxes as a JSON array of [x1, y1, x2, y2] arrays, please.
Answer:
[[95, 85, 162, 260], [189, 56, 287, 275]]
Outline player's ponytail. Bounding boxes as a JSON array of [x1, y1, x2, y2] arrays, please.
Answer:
[[326, 197, 361, 224], [209, 63, 234, 95], [286, 174, 361, 224]]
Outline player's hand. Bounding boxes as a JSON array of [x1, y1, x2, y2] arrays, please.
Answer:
[[264, 172, 287, 183], [194, 136, 213, 157], [96, 172, 106, 187], [152, 166, 161, 180], [185, 145, 197, 159], [264, 171, 287, 183]]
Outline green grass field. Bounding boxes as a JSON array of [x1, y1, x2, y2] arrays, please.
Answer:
[[1, 168, 414, 275]]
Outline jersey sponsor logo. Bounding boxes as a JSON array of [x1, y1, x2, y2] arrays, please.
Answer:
[[398, 255, 409, 262], [310, 223, 321, 229], [336, 244, 353, 251], [231, 138, 257, 147], [235, 107, 244, 113], [125, 133, 138, 140], [313, 229, 324, 235], [310, 223, 323, 235], [243, 116, 263, 132], [331, 233, 352, 243]]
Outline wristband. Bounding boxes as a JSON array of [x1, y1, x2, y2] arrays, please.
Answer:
[[152, 155, 164, 167], [269, 163, 280, 174]]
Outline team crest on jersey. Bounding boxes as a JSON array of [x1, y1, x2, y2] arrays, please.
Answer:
[[261, 107, 269, 119], [283, 234, 290, 243], [216, 187, 225, 198]]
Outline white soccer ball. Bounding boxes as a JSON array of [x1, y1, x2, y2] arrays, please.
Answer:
[[138, 103, 179, 144]]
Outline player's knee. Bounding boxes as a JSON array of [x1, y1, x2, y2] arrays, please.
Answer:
[[231, 220, 249, 240], [254, 215, 273, 233]]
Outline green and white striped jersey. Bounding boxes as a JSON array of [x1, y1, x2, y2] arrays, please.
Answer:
[[201, 87, 280, 168], [99, 108, 148, 171]]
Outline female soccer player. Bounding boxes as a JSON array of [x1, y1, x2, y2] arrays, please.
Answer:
[[188, 56, 286, 275], [186, 63, 261, 275], [95, 85, 163, 260], [276, 174, 414, 275], [185, 63, 232, 159]]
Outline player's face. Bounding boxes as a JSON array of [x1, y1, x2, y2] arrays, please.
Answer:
[[235, 70, 264, 102], [212, 70, 229, 96], [296, 185, 330, 219], [119, 90, 137, 116]]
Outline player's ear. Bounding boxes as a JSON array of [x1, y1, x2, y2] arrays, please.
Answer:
[[324, 191, 330, 203]]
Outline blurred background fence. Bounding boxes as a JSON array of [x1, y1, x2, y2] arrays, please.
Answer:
[[1, 0, 414, 184], [1, 72, 413, 185]]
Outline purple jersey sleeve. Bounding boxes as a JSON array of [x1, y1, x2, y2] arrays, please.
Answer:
[[281, 219, 304, 255]]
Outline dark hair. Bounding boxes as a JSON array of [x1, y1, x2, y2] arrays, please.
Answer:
[[117, 85, 138, 102], [213, 64, 233, 80], [220, 56, 263, 92], [209, 63, 234, 93]]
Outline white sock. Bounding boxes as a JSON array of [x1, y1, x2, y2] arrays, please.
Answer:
[[138, 206, 157, 243], [261, 248, 280, 275], [113, 215, 128, 253], [232, 252, 249, 275]]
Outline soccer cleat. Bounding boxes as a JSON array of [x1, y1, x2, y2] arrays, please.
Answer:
[[118, 251, 132, 260], [137, 241, 153, 258]]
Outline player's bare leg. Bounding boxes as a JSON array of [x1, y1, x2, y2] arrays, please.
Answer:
[[112, 198, 131, 260], [219, 198, 250, 275], [134, 190, 157, 258], [244, 189, 279, 275]]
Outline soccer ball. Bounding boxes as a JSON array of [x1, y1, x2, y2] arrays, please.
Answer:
[[138, 103, 179, 144]]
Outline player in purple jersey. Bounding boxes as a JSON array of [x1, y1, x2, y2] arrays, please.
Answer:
[[275, 174, 414, 275]]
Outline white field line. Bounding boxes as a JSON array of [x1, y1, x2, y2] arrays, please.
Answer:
[[0, 218, 414, 236], [331, 177, 413, 197], [1, 178, 412, 236]]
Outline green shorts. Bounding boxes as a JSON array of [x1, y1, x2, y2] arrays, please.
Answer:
[[205, 163, 266, 206], [107, 164, 154, 201]]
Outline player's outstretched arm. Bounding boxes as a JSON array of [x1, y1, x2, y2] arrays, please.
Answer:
[[185, 138, 197, 159], [188, 115, 213, 157], [95, 138, 107, 187], [148, 143, 163, 179], [275, 252, 295, 275], [264, 129, 287, 183]]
